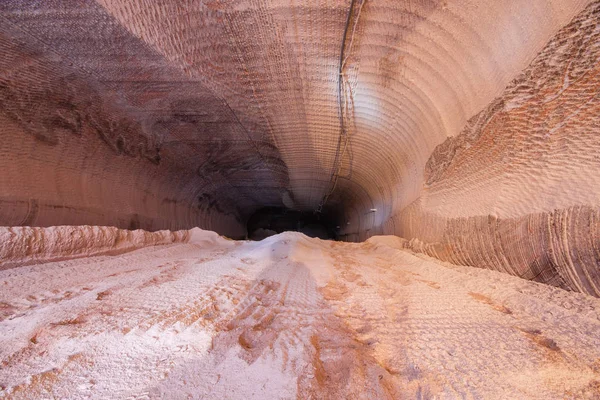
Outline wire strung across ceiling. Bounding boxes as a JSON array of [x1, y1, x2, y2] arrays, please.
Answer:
[[316, 0, 366, 214]]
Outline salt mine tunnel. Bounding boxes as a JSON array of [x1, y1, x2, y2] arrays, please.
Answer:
[[1, 0, 600, 398]]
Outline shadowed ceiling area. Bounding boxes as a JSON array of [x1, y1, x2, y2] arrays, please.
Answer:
[[1, 0, 600, 295]]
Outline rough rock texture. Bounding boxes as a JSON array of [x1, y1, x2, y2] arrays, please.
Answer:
[[1, 229, 599, 399], [0, 226, 221, 270], [390, 2, 600, 297], [0, 0, 290, 237], [0, 0, 591, 232], [1, 0, 600, 296]]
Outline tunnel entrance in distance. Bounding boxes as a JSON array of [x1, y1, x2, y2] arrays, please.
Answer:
[[246, 207, 337, 241]]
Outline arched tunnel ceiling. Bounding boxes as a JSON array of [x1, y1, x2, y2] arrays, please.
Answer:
[[1, 0, 600, 296]]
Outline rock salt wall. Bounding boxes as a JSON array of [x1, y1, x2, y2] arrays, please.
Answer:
[[0, 225, 228, 270], [1, 0, 599, 294], [389, 2, 600, 296]]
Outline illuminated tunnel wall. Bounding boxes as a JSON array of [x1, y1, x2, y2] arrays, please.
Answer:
[[0, 0, 599, 295]]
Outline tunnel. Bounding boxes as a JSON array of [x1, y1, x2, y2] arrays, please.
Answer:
[[1, 0, 600, 398]]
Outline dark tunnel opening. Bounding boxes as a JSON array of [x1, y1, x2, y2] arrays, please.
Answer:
[[246, 207, 338, 241]]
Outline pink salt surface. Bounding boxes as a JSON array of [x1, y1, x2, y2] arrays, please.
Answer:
[[0, 226, 599, 399]]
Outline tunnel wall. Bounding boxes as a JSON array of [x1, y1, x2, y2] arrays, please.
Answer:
[[0, 19, 247, 237], [0, 1, 295, 238], [1, 0, 599, 295], [386, 2, 600, 297]]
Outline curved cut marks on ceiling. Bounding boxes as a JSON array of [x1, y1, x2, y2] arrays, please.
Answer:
[[0, 0, 599, 295]]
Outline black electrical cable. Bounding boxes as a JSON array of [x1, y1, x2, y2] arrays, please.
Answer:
[[315, 0, 357, 214]]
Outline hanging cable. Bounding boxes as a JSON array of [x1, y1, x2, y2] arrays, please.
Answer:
[[316, 0, 365, 214]]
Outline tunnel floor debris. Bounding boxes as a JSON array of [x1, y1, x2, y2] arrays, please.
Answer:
[[1, 229, 599, 399]]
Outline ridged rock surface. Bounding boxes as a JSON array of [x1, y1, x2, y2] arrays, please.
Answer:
[[0, 226, 226, 270], [0, 0, 600, 296], [390, 2, 600, 297]]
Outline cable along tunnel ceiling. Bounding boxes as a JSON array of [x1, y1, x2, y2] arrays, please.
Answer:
[[1, 0, 600, 295]]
